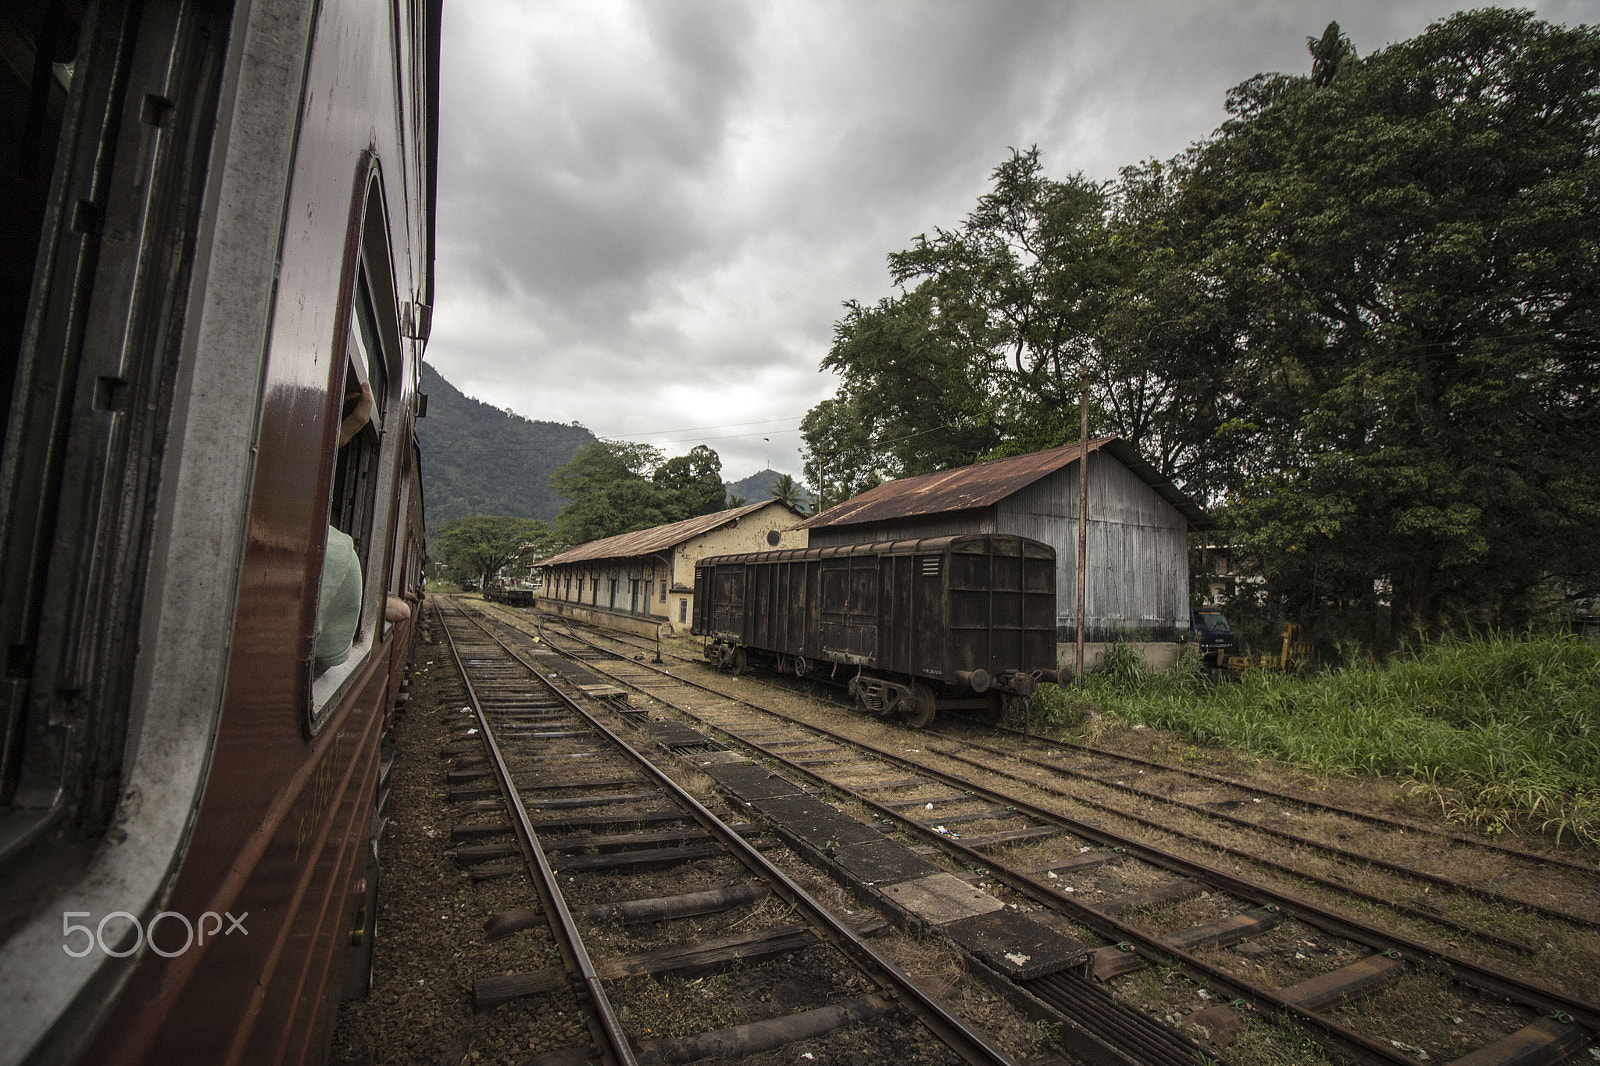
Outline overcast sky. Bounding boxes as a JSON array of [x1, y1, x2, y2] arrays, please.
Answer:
[[429, 0, 1591, 485]]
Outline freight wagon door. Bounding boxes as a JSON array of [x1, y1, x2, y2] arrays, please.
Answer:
[[820, 558, 877, 663], [912, 553, 944, 676], [711, 567, 747, 639], [948, 540, 1025, 670]]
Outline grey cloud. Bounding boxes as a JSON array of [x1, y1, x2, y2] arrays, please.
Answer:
[[429, 0, 1587, 483]]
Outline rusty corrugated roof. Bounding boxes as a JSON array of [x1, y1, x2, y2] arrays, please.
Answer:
[[800, 436, 1213, 530], [539, 499, 803, 567]]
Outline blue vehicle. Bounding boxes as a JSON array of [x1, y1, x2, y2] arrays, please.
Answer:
[[1190, 608, 1236, 667]]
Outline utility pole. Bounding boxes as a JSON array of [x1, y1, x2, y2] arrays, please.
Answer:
[[1076, 367, 1091, 681], [815, 446, 827, 513]]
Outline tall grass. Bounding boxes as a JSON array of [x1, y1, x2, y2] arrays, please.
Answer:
[[1067, 633, 1600, 846]]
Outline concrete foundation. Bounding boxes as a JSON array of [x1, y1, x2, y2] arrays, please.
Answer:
[[1056, 640, 1183, 675], [537, 600, 671, 639]]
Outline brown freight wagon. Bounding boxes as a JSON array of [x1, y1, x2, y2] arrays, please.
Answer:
[[693, 534, 1059, 726]]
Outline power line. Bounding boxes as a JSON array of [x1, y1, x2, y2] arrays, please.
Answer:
[[643, 427, 806, 447], [607, 414, 806, 440]]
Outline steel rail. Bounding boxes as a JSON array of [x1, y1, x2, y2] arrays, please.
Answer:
[[439, 607, 638, 1066], [522, 614, 1600, 1064], [922, 731, 1600, 932], [521, 604, 1596, 883], [453, 603, 1021, 1066], [908, 736, 1538, 955], [538, 619, 1568, 950], [574, 615, 1594, 941], [534, 601, 1587, 883], [957, 723, 1600, 877], [546, 619, 1596, 956], [538, 639, 1416, 1066]]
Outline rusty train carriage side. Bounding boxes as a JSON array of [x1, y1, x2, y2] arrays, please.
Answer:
[[0, 1, 437, 1064], [695, 535, 1058, 725]]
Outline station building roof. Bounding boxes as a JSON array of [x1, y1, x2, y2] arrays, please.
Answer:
[[539, 499, 805, 567]]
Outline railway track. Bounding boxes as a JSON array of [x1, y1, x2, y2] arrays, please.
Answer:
[[543, 610, 1600, 943], [433, 600, 1027, 1066], [462, 599, 1600, 1066]]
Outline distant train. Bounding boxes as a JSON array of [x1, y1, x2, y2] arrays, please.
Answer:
[[694, 534, 1060, 726], [0, 2, 437, 1064]]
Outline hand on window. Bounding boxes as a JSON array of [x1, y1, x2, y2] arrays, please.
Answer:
[[339, 382, 374, 446], [384, 593, 412, 622]]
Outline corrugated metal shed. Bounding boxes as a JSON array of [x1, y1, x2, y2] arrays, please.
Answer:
[[541, 500, 801, 566], [801, 437, 1212, 532]]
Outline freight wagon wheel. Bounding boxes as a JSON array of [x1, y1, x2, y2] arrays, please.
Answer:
[[728, 647, 747, 676], [904, 682, 936, 728]]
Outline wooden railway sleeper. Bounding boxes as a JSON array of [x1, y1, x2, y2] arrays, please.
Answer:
[[448, 601, 1021, 1066]]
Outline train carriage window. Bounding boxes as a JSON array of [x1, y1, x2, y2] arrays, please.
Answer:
[[311, 171, 404, 715], [328, 267, 387, 563], [314, 269, 389, 680]]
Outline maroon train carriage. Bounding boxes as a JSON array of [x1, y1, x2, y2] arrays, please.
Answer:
[[693, 534, 1060, 727], [0, 1, 438, 1064]]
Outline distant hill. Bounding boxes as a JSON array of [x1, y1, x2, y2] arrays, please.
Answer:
[[726, 468, 813, 514], [416, 361, 597, 531]]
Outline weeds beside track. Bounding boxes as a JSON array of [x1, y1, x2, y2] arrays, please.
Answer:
[[1036, 634, 1600, 846]]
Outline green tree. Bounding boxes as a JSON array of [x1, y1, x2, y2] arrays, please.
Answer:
[[1163, 9, 1600, 633], [804, 149, 1115, 493], [551, 440, 731, 543], [1307, 20, 1357, 88], [767, 473, 806, 513], [652, 444, 725, 521], [549, 440, 668, 545], [800, 393, 886, 512], [434, 516, 551, 588]]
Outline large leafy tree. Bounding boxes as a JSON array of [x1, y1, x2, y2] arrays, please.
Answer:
[[551, 440, 731, 544], [1169, 10, 1600, 632], [652, 444, 725, 521], [804, 10, 1600, 641], [434, 516, 551, 588], [549, 440, 668, 545], [804, 150, 1116, 491]]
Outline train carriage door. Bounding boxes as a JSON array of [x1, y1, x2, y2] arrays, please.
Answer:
[[711, 565, 745, 637]]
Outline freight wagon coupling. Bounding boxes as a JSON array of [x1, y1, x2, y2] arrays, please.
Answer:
[[693, 533, 1059, 728]]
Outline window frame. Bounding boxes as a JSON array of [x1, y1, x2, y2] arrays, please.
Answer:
[[307, 160, 404, 732]]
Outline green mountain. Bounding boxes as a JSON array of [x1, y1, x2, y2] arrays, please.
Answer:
[[725, 468, 813, 513], [416, 361, 596, 531]]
